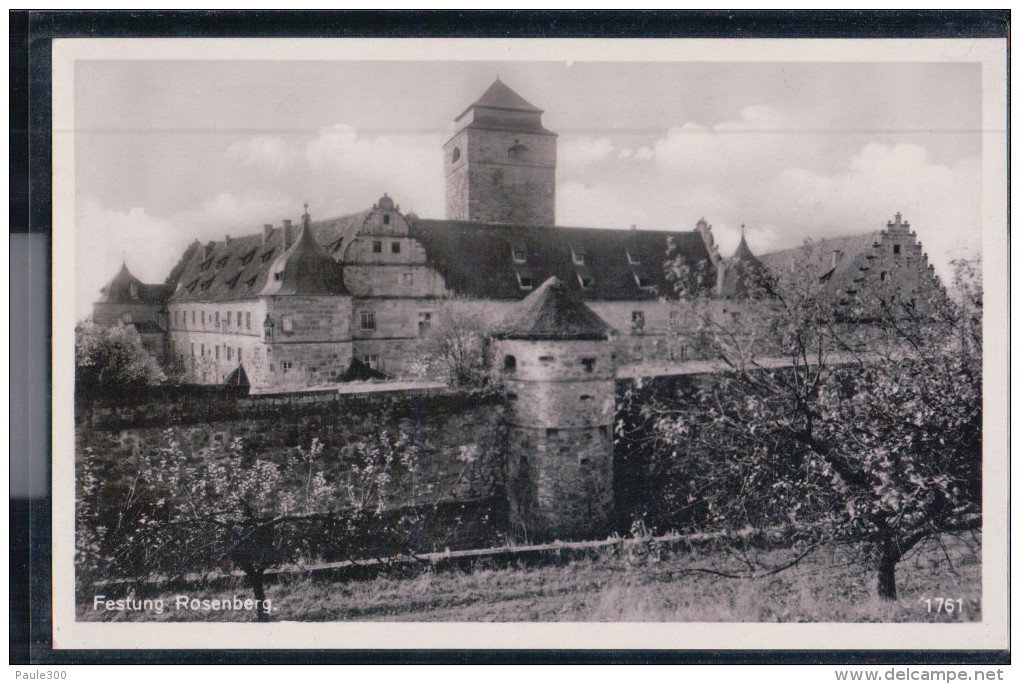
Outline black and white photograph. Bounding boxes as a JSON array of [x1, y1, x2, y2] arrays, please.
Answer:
[[49, 35, 1007, 651]]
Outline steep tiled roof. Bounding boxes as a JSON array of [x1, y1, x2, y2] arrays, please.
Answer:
[[409, 219, 715, 301], [260, 212, 346, 296], [492, 277, 613, 341], [457, 78, 543, 119], [97, 262, 169, 304], [169, 212, 369, 303], [758, 232, 881, 294], [718, 232, 767, 298]]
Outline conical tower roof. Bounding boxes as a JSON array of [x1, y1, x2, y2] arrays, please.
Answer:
[[97, 260, 167, 303], [261, 206, 347, 296], [730, 229, 762, 265], [457, 78, 543, 120], [492, 277, 613, 341]]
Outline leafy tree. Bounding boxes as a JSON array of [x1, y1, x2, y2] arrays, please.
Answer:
[[78, 429, 443, 621], [75, 319, 165, 401], [636, 249, 981, 599], [410, 299, 490, 386]]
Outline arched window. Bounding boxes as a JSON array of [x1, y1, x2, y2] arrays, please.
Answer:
[[502, 355, 517, 373], [451, 147, 461, 163], [508, 143, 531, 161]]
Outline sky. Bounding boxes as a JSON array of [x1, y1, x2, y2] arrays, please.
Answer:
[[74, 58, 983, 318]]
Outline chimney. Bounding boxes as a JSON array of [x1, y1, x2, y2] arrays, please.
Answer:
[[283, 219, 293, 250], [630, 224, 637, 231], [263, 224, 273, 244]]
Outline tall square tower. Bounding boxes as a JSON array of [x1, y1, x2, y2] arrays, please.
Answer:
[[443, 79, 557, 226]]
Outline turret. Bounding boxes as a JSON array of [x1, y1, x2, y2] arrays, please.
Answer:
[[491, 277, 616, 541]]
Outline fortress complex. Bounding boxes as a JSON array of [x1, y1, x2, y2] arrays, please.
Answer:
[[95, 78, 940, 393]]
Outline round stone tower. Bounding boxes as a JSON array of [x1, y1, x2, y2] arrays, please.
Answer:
[[490, 276, 616, 541]]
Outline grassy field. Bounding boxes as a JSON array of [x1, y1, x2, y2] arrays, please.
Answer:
[[79, 534, 980, 624]]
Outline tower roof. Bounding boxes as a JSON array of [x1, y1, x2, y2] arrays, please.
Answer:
[[97, 260, 168, 304], [456, 78, 543, 120], [260, 207, 347, 296], [492, 276, 614, 341], [730, 230, 762, 266]]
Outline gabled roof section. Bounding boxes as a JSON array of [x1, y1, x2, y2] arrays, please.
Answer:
[[261, 209, 347, 297], [408, 219, 715, 301], [97, 261, 169, 304], [169, 210, 360, 303], [758, 232, 881, 294], [457, 78, 543, 120], [492, 277, 613, 341]]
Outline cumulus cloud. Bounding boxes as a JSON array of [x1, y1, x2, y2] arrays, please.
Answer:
[[559, 136, 615, 169], [226, 136, 296, 173]]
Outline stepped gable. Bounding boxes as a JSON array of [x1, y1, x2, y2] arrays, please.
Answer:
[[492, 276, 614, 341], [261, 207, 347, 296], [97, 261, 168, 304], [408, 219, 715, 301]]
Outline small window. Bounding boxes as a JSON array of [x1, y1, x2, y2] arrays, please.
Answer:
[[201, 343, 205, 356], [579, 394, 593, 401], [190, 343, 195, 357], [893, 244, 901, 254], [880, 272, 887, 282], [201, 312, 205, 324], [546, 427, 558, 437], [226, 347, 232, 361], [578, 274, 595, 289], [517, 274, 533, 290], [225, 311, 231, 326], [383, 215, 390, 225], [281, 316, 294, 333], [191, 311, 196, 324], [403, 272, 413, 286], [391, 241, 401, 254], [260, 249, 275, 263], [538, 355, 554, 363], [418, 312, 432, 336], [215, 311, 220, 325], [238, 347, 242, 362], [215, 346, 219, 360], [626, 249, 641, 265], [503, 355, 517, 373], [360, 312, 376, 330], [508, 143, 531, 160], [236, 311, 241, 326], [579, 457, 590, 466], [246, 312, 251, 329], [363, 354, 378, 369], [580, 357, 596, 372], [281, 361, 293, 372], [451, 147, 461, 163], [269, 364, 275, 371], [635, 274, 652, 288], [511, 247, 527, 264], [372, 240, 383, 253], [274, 272, 283, 281], [631, 311, 645, 331], [121, 313, 132, 324]]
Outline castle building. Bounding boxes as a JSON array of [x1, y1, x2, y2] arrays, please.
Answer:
[[93, 261, 170, 363], [491, 276, 616, 541], [95, 78, 940, 392]]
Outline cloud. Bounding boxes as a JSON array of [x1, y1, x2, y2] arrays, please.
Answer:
[[559, 136, 615, 169], [226, 136, 296, 173]]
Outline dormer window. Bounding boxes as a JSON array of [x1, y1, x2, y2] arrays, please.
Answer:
[[511, 246, 527, 264], [186, 278, 199, 293], [571, 246, 586, 265], [227, 273, 241, 289], [216, 255, 229, 268], [240, 248, 257, 265], [626, 249, 641, 265], [200, 277, 214, 292], [577, 274, 595, 289], [199, 257, 214, 272], [517, 274, 534, 290], [634, 274, 652, 289], [245, 276, 258, 289], [260, 249, 275, 263]]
